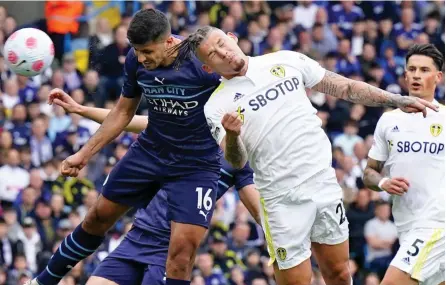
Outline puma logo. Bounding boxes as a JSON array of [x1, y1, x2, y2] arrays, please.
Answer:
[[154, 77, 165, 84], [199, 210, 209, 221]]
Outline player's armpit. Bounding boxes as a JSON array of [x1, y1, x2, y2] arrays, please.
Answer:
[[363, 158, 386, 192], [238, 185, 261, 225]]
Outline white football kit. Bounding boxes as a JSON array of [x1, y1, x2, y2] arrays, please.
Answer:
[[368, 104, 445, 285], [204, 51, 349, 269]]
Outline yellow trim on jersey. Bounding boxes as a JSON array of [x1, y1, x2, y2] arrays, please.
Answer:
[[210, 82, 225, 98], [412, 228, 443, 280], [260, 198, 276, 265]]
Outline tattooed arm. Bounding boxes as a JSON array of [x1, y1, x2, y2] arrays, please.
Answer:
[[363, 158, 386, 192], [221, 134, 248, 169], [363, 158, 410, 195], [220, 112, 248, 169], [312, 70, 438, 115]]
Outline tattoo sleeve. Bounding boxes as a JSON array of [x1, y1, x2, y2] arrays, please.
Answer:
[[313, 70, 411, 107], [224, 134, 248, 169], [363, 158, 386, 192]]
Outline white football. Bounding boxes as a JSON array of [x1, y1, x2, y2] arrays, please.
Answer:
[[4, 28, 54, 77]]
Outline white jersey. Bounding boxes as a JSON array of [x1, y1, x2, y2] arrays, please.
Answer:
[[204, 51, 331, 199], [368, 103, 445, 233]]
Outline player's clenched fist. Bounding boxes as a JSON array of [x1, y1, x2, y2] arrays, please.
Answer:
[[222, 112, 243, 136], [380, 177, 410, 196], [61, 152, 88, 177]]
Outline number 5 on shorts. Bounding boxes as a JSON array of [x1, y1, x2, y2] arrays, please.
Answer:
[[407, 239, 424, 257], [196, 187, 213, 211]]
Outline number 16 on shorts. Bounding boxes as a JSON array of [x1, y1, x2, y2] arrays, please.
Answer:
[[196, 187, 213, 222]]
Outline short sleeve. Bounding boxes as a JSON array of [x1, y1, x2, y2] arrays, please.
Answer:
[[121, 48, 142, 98], [281, 51, 326, 88], [368, 115, 389, 162], [204, 85, 229, 145], [234, 162, 254, 191]]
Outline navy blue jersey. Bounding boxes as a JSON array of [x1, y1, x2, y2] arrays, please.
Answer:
[[122, 47, 222, 157], [115, 159, 254, 266]]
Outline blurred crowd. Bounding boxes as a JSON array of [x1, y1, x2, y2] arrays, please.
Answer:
[[0, 1, 444, 285]]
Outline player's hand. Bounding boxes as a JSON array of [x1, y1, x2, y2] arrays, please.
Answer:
[[60, 152, 89, 177], [397, 96, 439, 118], [48, 88, 82, 114], [381, 177, 410, 196], [222, 112, 243, 136]]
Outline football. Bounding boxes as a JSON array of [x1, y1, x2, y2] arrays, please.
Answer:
[[4, 28, 54, 77]]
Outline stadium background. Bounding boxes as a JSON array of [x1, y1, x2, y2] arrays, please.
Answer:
[[0, 1, 444, 284]]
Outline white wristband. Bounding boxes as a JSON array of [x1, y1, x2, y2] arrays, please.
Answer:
[[378, 177, 389, 191]]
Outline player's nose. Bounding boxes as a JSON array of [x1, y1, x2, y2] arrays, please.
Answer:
[[137, 54, 146, 63]]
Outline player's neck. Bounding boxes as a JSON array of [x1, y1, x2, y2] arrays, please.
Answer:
[[161, 37, 183, 67], [408, 92, 436, 103]]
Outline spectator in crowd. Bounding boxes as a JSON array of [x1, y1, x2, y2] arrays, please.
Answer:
[[364, 201, 398, 279], [347, 188, 375, 268], [29, 116, 53, 167], [333, 119, 363, 156], [195, 253, 227, 285], [0, 217, 16, 268], [0, 148, 30, 206], [98, 24, 130, 103]]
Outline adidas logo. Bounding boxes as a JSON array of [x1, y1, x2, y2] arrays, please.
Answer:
[[391, 126, 399, 132], [234, 93, 244, 102], [402, 256, 410, 265]]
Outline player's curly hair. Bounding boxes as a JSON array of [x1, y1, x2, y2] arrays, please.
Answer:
[[127, 9, 171, 45], [406, 44, 444, 71], [169, 26, 215, 69]]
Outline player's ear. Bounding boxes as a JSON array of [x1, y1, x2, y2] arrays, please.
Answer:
[[435, 70, 443, 84], [165, 35, 175, 47], [202, 64, 213, 74], [227, 32, 238, 44]]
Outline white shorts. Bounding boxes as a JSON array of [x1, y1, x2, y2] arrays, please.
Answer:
[[259, 168, 349, 270], [390, 228, 445, 285]]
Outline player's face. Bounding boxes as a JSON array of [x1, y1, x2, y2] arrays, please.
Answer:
[[405, 54, 442, 99], [196, 30, 246, 77], [133, 35, 175, 70]]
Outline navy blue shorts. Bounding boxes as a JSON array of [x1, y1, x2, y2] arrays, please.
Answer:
[[92, 255, 166, 285], [101, 141, 219, 228]]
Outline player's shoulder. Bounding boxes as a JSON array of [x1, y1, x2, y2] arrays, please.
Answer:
[[259, 50, 314, 70], [204, 81, 233, 112]]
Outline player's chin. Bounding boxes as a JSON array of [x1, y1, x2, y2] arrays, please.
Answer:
[[232, 58, 245, 72], [143, 62, 158, 70]]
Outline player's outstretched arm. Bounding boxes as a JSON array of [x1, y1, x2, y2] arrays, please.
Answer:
[[238, 185, 261, 225], [55, 89, 141, 177], [49, 91, 147, 134], [312, 70, 439, 117], [363, 158, 409, 196], [78, 94, 141, 159]]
